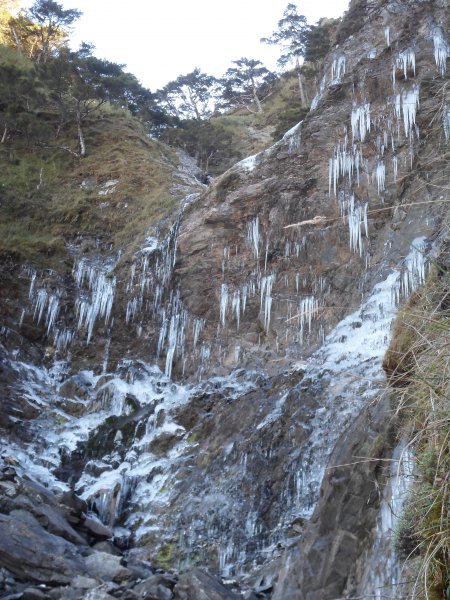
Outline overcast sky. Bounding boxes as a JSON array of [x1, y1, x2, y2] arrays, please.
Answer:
[[21, 0, 350, 90]]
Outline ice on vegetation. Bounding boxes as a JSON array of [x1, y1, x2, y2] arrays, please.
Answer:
[[98, 179, 119, 196], [444, 105, 450, 141], [359, 445, 414, 599]]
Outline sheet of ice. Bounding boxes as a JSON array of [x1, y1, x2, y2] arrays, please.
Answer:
[[238, 154, 259, 172], [284, 237, 428, 520], [331, 55, 346, 83], [282, 121, 302, 154], [310, 76, 326, 111]]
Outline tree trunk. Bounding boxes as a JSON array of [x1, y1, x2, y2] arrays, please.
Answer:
[[295, 57, 308, 109], [1, 124, 8, 144], [77, 111, 86, 157], [252, 87, 263, 113], [9, 25, 22, 54]]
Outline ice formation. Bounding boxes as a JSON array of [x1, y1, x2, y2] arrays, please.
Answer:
[[247, 216, 261, 261], [351, 103, 371, 142], [331, 55, 346, 83], [432, 27, 450, 76], [393, 49, 416, 84], [399, 86, 420, 138]]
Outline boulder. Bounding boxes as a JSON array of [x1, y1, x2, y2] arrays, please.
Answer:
[[0, 511, 86, 584], [82, 514, 114, 541], [85, 552, 131, 582], [174, 569, 239, 600], [133, 574, 176, 599]]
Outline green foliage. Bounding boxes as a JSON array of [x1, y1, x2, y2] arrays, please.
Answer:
[[220, 57, 276, 113], [160, 119, 240, 177], [156, 68, 218, 121], [156, 542, 176, 569], [261, 3, 308, 68]]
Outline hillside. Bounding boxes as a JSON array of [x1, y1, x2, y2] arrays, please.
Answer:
[[0, 0, 449, 599]]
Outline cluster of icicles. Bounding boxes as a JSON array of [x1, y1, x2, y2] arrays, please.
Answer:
[[323, 22, 449, 261]]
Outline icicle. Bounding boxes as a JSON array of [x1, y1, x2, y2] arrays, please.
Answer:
[[298, 296, 319, 343], [247, 216, 260, 261], [345, 195, 368, 256], [45, 295, 60, 336], [375, 162, 385, 194], [28, 270, 37, 299], [76, 272, 116, 344], [125, 298, 140, 324], [157, 313, 167, 357], [393, 156, 398, 182], [401, 86, 420, 139], [33, 289, 48, 324], [351, 103, 371, 142], [394, 49, 416, 83], [400, 239, 427, 297], [329, 138, 363, 196], [231, 291, 241, 330], [165, 313, 180, 379], [54, 328, 73, 351], [385, 27, 390, 47], [432, 27, 450, 76], [260, 274, 276, 333], [220, 284, 228, 328], [193, 318, 204, 349]]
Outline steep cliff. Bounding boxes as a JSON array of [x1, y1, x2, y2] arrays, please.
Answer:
[[0, 0, 449, 598]]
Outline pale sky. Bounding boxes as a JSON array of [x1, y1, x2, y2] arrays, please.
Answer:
[[21, 0, 349, 90]]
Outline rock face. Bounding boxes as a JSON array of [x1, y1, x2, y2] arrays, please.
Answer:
[[0, 0, 449, 597]]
